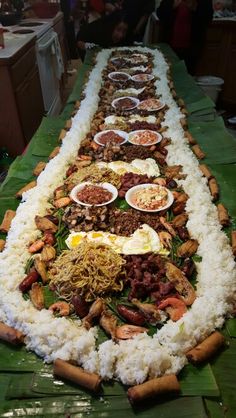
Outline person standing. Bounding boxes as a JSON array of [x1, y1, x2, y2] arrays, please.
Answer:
[[156, 0, 213, 74]]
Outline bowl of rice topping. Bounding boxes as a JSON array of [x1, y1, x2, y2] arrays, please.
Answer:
[[125, 184, 174, 212], [70, 182, 118, 207], [128, 130, 162, 146]]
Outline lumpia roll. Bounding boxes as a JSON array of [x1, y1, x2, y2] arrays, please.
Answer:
[[180, 117, 188, 129], [58, 129, 67, 142], [33, 161, 46, 177], [48, 147, 60, 160], [0, 209, 16, 232], [127, 374, 180, 404], [192, 145, 205, 160], [0, 239, 5, 252], [185, 131, 196, 145], [199, 164, 213, 180], [209, 178, 219, 201], [54, 358, 102, 392], [186, 332, 225, 364], [15, 181, 37, 198], [231, 231, 236, 256], [0, 322, 24, 345], [65, 119, 72, 129], [217, 203, 230, 226]]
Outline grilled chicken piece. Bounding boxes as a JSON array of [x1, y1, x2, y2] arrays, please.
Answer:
[[165, 262, 196, 306], [99, 310, 117, 340], [82, 298, 105, 329], [29, 283, 44, 310], [131, 299, 162, 325]]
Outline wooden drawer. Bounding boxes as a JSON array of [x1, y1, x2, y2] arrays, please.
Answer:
[[10, 45, 37, 89]]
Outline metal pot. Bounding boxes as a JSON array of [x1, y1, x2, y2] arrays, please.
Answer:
[[0, 11, 19, 26]]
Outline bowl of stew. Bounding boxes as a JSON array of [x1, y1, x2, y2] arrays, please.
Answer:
[[70, 182, 118, 207]]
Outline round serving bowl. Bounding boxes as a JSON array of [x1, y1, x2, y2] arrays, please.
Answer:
[[70, 182, 118, 207], [94, 129, 128, 147], [125, 183, 174, 212], [138, 99, 165, 112], [108, 72, 131, 82], [128, 130, 162, 146], [131, 73, 154, 83], [112, 96, 140, 111]]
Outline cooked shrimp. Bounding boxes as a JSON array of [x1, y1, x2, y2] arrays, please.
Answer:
[[158, 297, 187, 321], [116, 325, 148, 340], [49, 301, 70, 316], [28, 239, 45, 253]]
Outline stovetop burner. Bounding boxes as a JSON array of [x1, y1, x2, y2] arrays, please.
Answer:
[[19, 22, 44, 27], [13, 29, 34, 34]]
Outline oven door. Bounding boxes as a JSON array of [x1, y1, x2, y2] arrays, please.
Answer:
[[36, 30, 62, 115]]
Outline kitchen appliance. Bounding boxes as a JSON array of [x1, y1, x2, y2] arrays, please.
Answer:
[[6, 18, 63, 115]]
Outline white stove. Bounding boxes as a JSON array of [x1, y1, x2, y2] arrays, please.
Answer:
[[6, 18, 63, 115], [5, 19, 51, 38]]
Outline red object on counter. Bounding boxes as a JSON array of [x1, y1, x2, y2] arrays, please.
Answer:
[[32, 2, 59, 18], [0, 25, 5, 49]]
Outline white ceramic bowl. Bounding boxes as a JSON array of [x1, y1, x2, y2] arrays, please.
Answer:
[[94, 130, 128, 147], [112, 96, 140, 111], [138, 99, 165, 112], [128, 130, 162, 146], [70, 182, 118, 207], [108, 72, 131, 82], [125, 183, 174, 212], [131, 73, 154, 83]]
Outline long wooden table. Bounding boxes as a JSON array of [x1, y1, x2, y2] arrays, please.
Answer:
[[0, 45, 235, 418]]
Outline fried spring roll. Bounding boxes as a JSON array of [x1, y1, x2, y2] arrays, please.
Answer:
[[217, 203, 230, 226], [127, 374, 180, 404], [0, 210, 16, 232], [185, 131, 197, 145], [0, 322, 24, 345], [180, 117, 188, 129], [15, 181, 37, 198], [199, 164, 213, 180], [48, 146, 60, 160], [186, 331, 225, 364], [33, 161, 47, 177], [58, 129, 67, 142], [231, 231, 236, 257], [192, 144, 205, 160], [209, 178, 219, 201], [177, 98, 185, 107], [54, 359, 102, 392], [65, 119, 72, 129], [74, 100, 81, 110], [0, 239, 6, 252]]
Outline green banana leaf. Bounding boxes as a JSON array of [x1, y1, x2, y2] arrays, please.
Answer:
[[30, 117, 65, 157], [226, 319, 236, 338], [171, 60, 215, 114], [179, 364, 220, 397], [189, 117, 236, 164], [210, 339, 236, 418], [0, 395, 208, 418], [208, 164, 236, 219]]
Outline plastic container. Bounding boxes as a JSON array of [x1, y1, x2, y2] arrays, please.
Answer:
[[196, 76, 224, 103]]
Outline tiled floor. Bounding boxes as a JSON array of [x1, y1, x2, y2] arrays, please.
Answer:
[[61, 59, 82, 106]]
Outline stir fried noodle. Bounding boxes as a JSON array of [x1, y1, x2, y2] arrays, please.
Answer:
[[49, 241, 125, 301]]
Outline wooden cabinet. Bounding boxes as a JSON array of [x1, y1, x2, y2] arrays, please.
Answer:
[[0, 40, 44, 156], [196, 20, 236, 111]]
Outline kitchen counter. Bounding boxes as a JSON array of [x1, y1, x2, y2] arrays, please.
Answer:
[[0, 31, 36, 64]]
